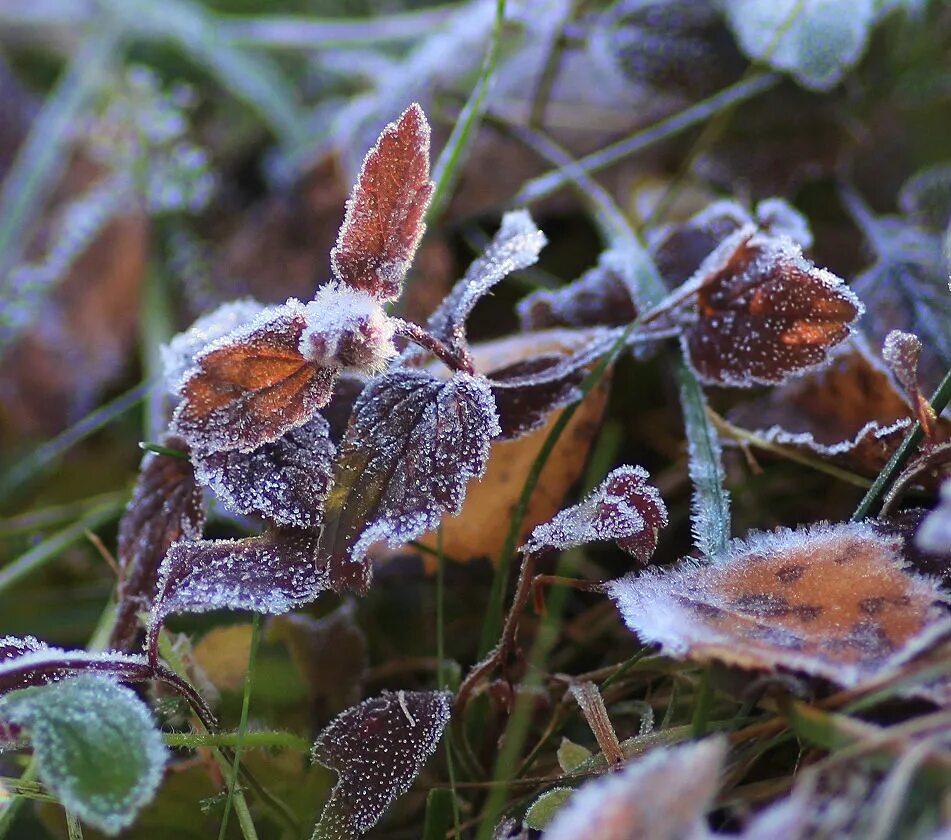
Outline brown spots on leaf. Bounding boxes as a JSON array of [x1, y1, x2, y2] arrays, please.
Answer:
[[776, 564, 805, 583]]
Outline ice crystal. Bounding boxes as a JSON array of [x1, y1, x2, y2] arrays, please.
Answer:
[[311, 690, 451, 839], [523, 465, 667, 563]]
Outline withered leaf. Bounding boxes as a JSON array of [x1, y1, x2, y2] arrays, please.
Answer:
[[318, 369, 499, 590], [111, 435, 205, 651], [542, 738, 727, 840], [192, 414, 335, 528], [171, 300, 337, 454], [676, 228, 863, 387], [146, 528, 337, 662], [311, 690, 451, 839], [523, 465, 668, 564], [609, 521, 951, 691], [331, 103, 433, 302], [424, 210, 546, 353]]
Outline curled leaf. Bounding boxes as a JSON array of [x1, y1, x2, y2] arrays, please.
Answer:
[[542, 738, 727, 840], [319, 369, 499, 589], [111, 435, 204, 651], [171, 300, 337, 454], [523, 465, 668, 563], [609, 521, 951, 691], [331, 103, 433, 302], [192, 414, 335, 528], [312, 690, 451, 839], [882, 329, 936, 437]]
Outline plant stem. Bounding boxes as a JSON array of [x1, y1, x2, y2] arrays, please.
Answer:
[[393, 319, 475, 374], [165, 730, 310, 752], [137, 441, 189, 459], [852, 366, 951, 520], [218, 614, 262, 840]]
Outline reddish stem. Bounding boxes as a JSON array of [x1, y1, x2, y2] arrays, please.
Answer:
[[393, 319, 475, 375]]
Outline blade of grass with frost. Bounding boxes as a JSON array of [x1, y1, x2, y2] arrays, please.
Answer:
[[0, 21, 123, 280], [0, 498, 124, 594], [427, 0, 507, 223], [101, 0, 305, 147], [221, 5, 458, 50], [0, 381, 149, 505]]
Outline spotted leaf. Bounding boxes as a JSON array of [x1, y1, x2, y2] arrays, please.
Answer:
[[523, 465, 668, 563], [608, 521, 951, 692], [331, 103, 433, 302], [311, 690, 451, 839]]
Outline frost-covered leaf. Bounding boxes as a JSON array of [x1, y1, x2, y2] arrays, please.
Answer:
[[556, 738, 592, 773], [882, 329, 936, 436], [524, 788, 573, 831], [111, 435, 204, 651], [426, 210, 546, 353], [542, 738, 726, 840], [722, 0, 876, 91], [488, 329, 616, 439], [609, 521, 951, 691], [517, 250, 638, 332], [898, 162, 951, 232], [171, 300, 337, 453], [192, 414, 335, 528], [311, 690, 451, 839], [523, 466, 667, 563], [846, 187, 951, 392], [0, 675, 167, 835], [319, 370, 499, 587], [728, 341, 922, 476], [160, 299, 265, 395], [147, 528, 335, 660], [918, 480, 951, 556], [670, 228, 863, 387], [331, 103, 432, 302]]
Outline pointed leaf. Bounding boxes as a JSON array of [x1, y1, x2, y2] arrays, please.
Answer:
[[192, 414, 335, 528], [319, 369, 499, 589], [609, 521, 951, 692], [171, 300, 336, 454], [312, 690, 451, 839], [677, 228, 863, 387], [147, 528, 333, 659], [0, 674, 167, 835], [523, 465, 667, 563], [425, 210, 546, 352], [542, 738, 727, 840], [112, 434, 204, 651], [331, 103, 433, 302]]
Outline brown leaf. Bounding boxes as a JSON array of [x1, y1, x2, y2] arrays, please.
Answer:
[[171, 302, 336, 454], [110, 435, 204, 651], [331, 103, 433, 302], [610, 521, 951, 692]]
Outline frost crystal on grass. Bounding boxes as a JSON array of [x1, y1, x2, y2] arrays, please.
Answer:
[[311, 690, 451, 839], [192, 414, 335, 529], [523, 465, 667, 563], [542, 738, 727, 840], [426, 210, 547, 354], [675, 228, 863, 387], [608, 521, 951, 693], [160, 299, 265, 395], [0, 674, 168, 836], [319, 370, 500, 585]]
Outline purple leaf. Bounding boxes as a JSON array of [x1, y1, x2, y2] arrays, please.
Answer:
[[331, 103, 433, 302], [424, 210, 546, 353], [319, 370, 499, 590], [523, 465, 668, 563], [192, 415, 335, 528], [311, 690, 451, 839], [111, 435, 204, 651], [147, 528, 336, 662]]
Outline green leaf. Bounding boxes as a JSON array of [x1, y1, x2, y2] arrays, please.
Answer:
[[556, 738, 592, 773], [523, 787, 573, 830], [0, 675, 168, 835]]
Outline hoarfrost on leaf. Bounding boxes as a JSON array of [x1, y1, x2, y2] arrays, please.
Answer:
[[523, 465, 668, 563], [318, 370, 500, 586], [541, 738, 727, 840], [0, 674, 168, 836], [311, 690, 451, 839], [192, 415, 335, 529], [722, 0, 876, 92], [608, 521, 951, 694]]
